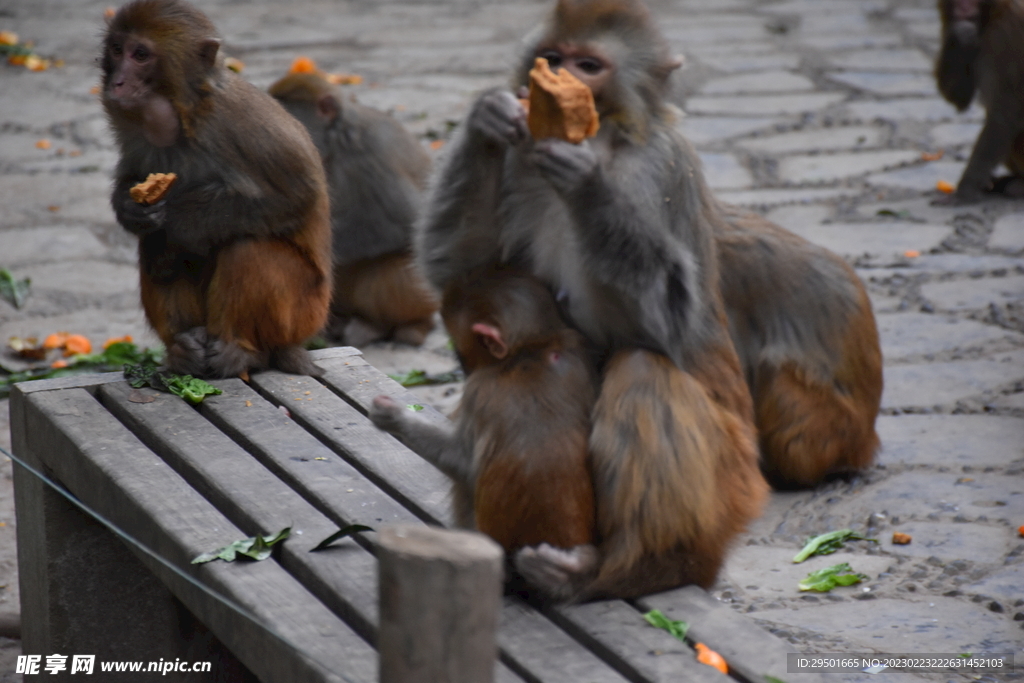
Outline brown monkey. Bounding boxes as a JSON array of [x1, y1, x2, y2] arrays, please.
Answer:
[[716, 207, 883, 489], [418, 0, 768, 601], [102, 0, 331, 378], [935, 0, 1024, 201], [268, 72, 439, 346], [369, 268, 597, 560]]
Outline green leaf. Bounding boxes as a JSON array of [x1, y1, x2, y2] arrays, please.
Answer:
[[310, 524, 375, 551], [643, 609, 689, 642], [876, 208, 911, 220], [162, 374, 223, 404], [0, 269, 30, 309], [798, 562, 868, 592], [765, 677, 789, 683], [191, 527, 291, 564], [406, 404, 424, 412], [793, 529, 875, 563]]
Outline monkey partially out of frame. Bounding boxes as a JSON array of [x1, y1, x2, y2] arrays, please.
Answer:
[[935, 0, 1024, 201], [102, 0, 331, 378], [269, 72, 440, 347], [370, 268, 598, 566]]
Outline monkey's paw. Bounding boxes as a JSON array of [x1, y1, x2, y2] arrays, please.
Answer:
[[514, 543, 598, 602], [117, 196, 167, 235], [470, 89, 528, 147], [530, 138, 598, 195], [206, 337, 260, 379], [167, 326, 211, 377], [369, 394, 406, 433]]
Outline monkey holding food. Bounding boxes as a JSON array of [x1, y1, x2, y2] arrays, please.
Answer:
[[103, 0, 331, 378]]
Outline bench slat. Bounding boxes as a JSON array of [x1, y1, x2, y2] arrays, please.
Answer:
[[19, 387, 376, 683]]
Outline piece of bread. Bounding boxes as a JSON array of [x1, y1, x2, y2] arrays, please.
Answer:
[[130, 173, 177, 205], [526, 57, 599, 144]]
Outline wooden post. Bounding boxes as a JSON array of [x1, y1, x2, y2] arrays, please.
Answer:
[[377, 525, 504, 683]]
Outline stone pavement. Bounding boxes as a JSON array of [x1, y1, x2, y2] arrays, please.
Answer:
[[0, 0, 1022, 680]]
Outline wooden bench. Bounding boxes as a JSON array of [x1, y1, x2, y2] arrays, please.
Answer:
[[12, 347, 814, 682]]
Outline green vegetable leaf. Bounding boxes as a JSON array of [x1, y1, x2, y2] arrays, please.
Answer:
[[643, 609, 689, 642], [0, 269, 31, 309], [310, 524, 375, 551], [406, 404, 424, 412], [123, 355, 221, 405], [162, 373, 222, 404], [765, 677, 789, 683], [192, 527, 291, 564], [793, 529, 875, 563], [798, 562, 868, 592], [876, 208, 912, 220]]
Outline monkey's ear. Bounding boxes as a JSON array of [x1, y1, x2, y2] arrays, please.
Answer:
[[470, 323, 508, 359], [316, 93, 341, 122], [199, 38, 220, 69]]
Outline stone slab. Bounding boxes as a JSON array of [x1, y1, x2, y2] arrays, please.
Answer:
[[0, 225, 108, 267], [698, 70, 814, 95], [763, 203, 834, 231], [798, 33, 903, 50], [798, 13, 871, 34], [876, 414, 1024, 468], [866, 160, 966, 192], [716, 187, 861, 207], [929, 122, 983, 148], [990, 212, 1024, 252], [827, 49, 932, 73], [965, 565, 1024, 609], [0, 173, 115, 228], [685, 92, 847, 116], [778, 150, 922, 183], [881, 521, 1019, 562], [698, 152, 753, 190], [754, 596, 1021, 653], [857, 253, 1024, 279], [846, 98, 984, 123], [736, 125, 885, 155], [695, 52, 801, 74], [676, 116, 787, 146], [920, 275, 1024, 312], [827, 72, 936, 96], [8, 260, 139, 298], [720, 545, 893, 600], [989, 392, 1024, 410], [881, 350, 1024, 409], [877, 312, 1023, 360], [760, 0, 887, 14], [779, 221, 949, 257]]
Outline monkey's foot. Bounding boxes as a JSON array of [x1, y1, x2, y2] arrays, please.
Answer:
[[342, 318, 387, 348], [514, 543, 599, 602], [167, 326, 212, 377], [205, 337, 262, 379], [991, 175, 1024, 198], [271, 345, 322, 377]]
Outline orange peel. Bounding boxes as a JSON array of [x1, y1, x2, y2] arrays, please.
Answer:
[[694, 643, 728, 674]]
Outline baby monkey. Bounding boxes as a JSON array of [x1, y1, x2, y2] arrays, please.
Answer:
[[370, 268, 598, 571]]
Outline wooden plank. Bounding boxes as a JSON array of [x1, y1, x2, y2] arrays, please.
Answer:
[[12, 370, 124, 396], [378, 526, 504, 683], [22, 388, 376, 683], [98, 380, 527, 683], [247, 370, 453, 526], [638, 585, 820, 683], [316, 354, 451, 429], [549, 602, 730, 683], [198, 378, 419, 535]]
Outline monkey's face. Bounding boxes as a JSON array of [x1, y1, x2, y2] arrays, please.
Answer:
[[536, 43, 612, 99], [103, 33, 160, 113]]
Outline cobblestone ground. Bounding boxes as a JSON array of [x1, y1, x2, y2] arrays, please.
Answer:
[[1, 0, 1022, 681]]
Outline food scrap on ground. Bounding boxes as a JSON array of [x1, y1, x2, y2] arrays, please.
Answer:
[[892, 532, 912, 545], [0, 269, 31, 308], [287, 55, 362, 85], [192, 527, 291, 564], [694, 643, 728, 674], [643, 609, 689, 642], [798, 562, 869, 592], [936, 180, 955, 194], [793, 528, 875, 563], [1, 31, 61, 71]]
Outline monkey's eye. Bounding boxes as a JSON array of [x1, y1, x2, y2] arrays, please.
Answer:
[[541, 51, 563, 68], [132, 45, 150, 62], [575, 57, 604, 75], [110, 42, 123, 56]]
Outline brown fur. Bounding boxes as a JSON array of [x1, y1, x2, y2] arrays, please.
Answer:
[[716, 207, 883, 489], [104, 0, 331, 377], [269, 72, 438, 346]]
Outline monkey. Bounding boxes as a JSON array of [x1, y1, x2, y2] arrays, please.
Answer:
[[102, 0, 331, 378], [268, 72, 440, 347], [369, 267, 598, 564], [415, 0, 769, 601], [715, 206, 883, 489], [935, 0, 1024, 201]]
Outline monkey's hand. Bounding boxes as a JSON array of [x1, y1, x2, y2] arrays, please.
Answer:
[[530, 139, 599, 195], [515, 543, 599, 603], [116, 196, 167, 236], [468, 89, 528, 147], [368, 395, 409, 435]]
